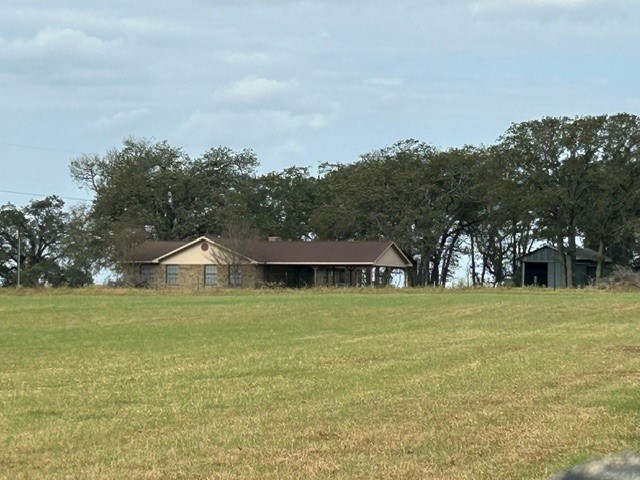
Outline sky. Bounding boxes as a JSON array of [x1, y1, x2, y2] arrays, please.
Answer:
[[1, 0, 639, 208]]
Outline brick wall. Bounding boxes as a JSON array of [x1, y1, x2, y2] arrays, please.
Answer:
[[123, 263, 262, 289]]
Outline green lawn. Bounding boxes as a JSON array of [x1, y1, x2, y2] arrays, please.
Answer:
[[0, 289, 638, 479]]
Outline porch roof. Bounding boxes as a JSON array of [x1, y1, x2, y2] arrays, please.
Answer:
[[241, 240, 411, 267]]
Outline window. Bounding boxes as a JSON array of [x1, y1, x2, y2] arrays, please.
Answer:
[[166, 265, 179, 285], [204, 265, 218, 285], [140, 265, 154, 285], [229, 265, 242, 287]]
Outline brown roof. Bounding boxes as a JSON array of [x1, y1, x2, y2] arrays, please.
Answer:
[[124, 236, 412, 267], [123, 240, 189, 262], [246, 240, 400, 264]]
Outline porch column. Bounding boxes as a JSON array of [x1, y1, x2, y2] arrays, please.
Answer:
[[312, 266, 318, 287], [347, 267, 355, 286]]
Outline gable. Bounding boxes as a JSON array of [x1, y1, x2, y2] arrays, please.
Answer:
[[159, 239, 256, 265], [521, 246, 560, 263], [374, 244, 413, 268]]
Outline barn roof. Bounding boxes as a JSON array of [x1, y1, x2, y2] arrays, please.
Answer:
[[521, 245, 612, 263]]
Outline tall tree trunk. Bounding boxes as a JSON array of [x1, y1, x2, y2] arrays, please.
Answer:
[[470, 233, 477, 285], [431, 234, 449, 286], [430, 258, 440, 286], [440, 230, 461, 286], [511, 221, 518, 280], [566, 221, 577, 288], [557, 237, 568, 288], [595, 239, 605, 284]]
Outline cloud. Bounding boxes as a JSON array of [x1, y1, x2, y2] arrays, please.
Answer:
[[214, 76, 294, 103], [0, 27, 120, 58], [90, 109, 150, 131], [175, 108, 336, 147], [0, 27, 126, 87]]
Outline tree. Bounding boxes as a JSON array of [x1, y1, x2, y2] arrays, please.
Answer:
[[247, 166, 318, 240], [186, 146, 259, 237], [70, 138, 188, 241], [499, 116, 607, 287], [311, 140, 487, 286], [466, 146, 539, 285], [311, 140, 438, 283], [0, 197, 96, 286], [580, 113, 640, 279], [70, 138, 258, 268]]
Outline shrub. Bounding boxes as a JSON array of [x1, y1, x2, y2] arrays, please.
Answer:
[[603, 267, 640, 289]]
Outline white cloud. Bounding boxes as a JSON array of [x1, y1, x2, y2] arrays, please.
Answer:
[[215, 76, 294, 103], [90, 109, 150, 130], [0, 27, 120, 58], [175, 108, 336, 147]]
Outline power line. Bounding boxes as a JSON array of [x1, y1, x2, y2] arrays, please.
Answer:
[[0, 189, 91, 202], [0, 141, 87, 156]]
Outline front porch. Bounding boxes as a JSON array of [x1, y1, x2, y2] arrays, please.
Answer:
[[262, 265, 408, 287]]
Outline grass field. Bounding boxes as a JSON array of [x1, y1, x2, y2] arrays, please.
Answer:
[[0, 288, 638, 479]]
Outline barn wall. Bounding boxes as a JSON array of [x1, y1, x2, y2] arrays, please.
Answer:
[[548, 260, 565, 288], [521, 247, 563, 287], [521, 246, 614, 288]]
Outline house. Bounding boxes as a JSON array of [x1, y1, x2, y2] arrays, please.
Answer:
[[520, 245, 613, 288], [121, 236, 413, 288]]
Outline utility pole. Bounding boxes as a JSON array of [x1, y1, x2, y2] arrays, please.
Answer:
[[15, 228, 21, 287]]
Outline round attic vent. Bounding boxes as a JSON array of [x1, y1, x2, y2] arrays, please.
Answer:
[[201, 242, 209, 251]]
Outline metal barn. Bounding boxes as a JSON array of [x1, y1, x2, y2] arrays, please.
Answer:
[[520, 246, 612, 288]]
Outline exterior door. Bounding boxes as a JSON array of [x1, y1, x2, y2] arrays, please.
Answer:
[[524, 262, 548, 286]]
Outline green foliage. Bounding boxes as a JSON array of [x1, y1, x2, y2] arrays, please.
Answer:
[[0, 197, 97, 286], [70, 138, 258, 266], [247, 166, 318, 240], [500, 114, 640, 285], [311, 141, 509, 286], [65, 113, 640, 287]]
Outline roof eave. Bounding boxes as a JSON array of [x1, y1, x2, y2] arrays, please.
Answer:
[[265, 262, 378, 266]]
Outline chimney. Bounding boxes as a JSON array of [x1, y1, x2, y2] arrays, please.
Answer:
[[268, 236, 282, 242]]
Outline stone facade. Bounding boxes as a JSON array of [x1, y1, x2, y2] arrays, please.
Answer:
[[123, 263, 262, 289]]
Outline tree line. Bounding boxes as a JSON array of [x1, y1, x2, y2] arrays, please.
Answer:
[[2, 113, 639, 287]]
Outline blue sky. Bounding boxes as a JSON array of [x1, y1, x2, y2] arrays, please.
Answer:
[[1, 0, 639, 207]]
